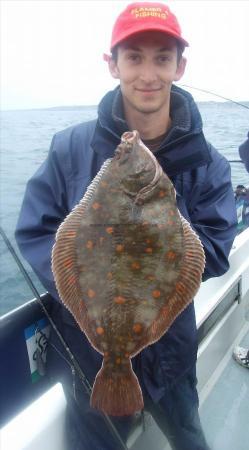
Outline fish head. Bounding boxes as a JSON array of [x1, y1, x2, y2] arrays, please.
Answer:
[[114, 130, 159, 195]]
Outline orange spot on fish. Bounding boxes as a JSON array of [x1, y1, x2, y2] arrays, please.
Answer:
[[87, 289, 96, 299], [166, 251, 176, 261], [145, 238, 151, 244], [104, 351, 109, 357], [96, 327, 104, 335], [116, 244, 124, 252], [125, 353, 129, 358], [86, 240, 94, 250], [133, 323, 142, 333], [106, 227, 114, 234], [114, 296, 126, 305], [131, 261, 141, 270], [145, 247, 153, 254], [116, 357, 121, 364], [92, 202, 101, 210], [169, 210, 175, 216], [159, 190, 166, 198], [152, 289, 161, 299], [100, 181, 108, 188], [147, 275, 155, 281]]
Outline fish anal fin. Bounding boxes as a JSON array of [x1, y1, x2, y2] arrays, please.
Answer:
[[146, 215, 205, 344]]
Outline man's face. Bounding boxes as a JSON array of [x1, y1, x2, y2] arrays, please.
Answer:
[[109, 31, 186, 116]]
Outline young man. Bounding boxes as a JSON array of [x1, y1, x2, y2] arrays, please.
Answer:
[[15, 2, 237, 449]]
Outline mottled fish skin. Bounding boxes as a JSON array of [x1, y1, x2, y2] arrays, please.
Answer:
[[52, 130, 205, 416]]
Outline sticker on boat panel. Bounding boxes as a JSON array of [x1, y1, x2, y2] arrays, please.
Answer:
[[24, 318, 50, 383]]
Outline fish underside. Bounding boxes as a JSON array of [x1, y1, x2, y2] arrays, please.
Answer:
[[52, 130, 205, 416]]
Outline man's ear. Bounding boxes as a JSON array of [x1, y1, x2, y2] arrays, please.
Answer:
[[108, 58, 120, 79], [174, 56, 187, 82]]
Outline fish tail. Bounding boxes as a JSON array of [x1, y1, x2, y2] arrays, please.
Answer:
[[90, 359, 144, 416]]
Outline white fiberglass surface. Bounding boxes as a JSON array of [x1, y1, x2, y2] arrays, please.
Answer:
[[0, 383, 67, 450], [195, 227, 249, 328], [199, 328, 249, 450]]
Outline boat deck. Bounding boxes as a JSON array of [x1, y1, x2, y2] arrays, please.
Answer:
[[127, 323, 249, 450], [200, 324, 249, 450]]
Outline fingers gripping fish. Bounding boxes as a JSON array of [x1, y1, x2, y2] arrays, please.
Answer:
[[52, 130, 205, 416]]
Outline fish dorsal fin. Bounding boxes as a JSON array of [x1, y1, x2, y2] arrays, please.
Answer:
[[51, 158, 112, 332]]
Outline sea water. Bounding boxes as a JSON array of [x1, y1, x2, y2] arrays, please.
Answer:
[[0, 102, 248, 315]]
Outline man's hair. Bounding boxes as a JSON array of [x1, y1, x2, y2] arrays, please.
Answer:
[[111, 42, 184, 65]]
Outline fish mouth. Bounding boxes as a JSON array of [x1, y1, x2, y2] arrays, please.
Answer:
[[121, 130, 140, 144]]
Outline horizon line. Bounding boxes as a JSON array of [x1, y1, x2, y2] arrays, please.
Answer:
[[2, 99, 249, 113]]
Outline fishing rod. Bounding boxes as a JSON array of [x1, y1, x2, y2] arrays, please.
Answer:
[[0, 226, 129, 450], [179, 84, 249, 110]]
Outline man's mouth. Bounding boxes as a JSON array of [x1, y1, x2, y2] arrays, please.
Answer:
[[135, 88, 161, 93]]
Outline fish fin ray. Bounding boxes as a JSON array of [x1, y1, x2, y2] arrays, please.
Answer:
[[91, 359, 144, 416], [145, 215, 205, 344], [52, 160, 113, 334], [77, 158, 112, 210]]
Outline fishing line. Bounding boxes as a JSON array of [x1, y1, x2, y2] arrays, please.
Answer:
[[0, 226, 129, 450], [179, 84, 249, 110], [179, 84, 248, 167]]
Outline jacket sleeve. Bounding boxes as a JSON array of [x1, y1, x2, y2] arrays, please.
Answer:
[[176, 149, 238, 282], [239, 131, 249, 173], [15, 135, 69, 301]]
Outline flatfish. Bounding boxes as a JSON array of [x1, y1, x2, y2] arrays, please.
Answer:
[[52, 130, 205, 416]]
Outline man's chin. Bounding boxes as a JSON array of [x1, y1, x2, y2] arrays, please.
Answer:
[[134, 105, 163, 115]]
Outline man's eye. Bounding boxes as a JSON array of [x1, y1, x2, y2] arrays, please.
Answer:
[[128, 54, 140, 62], [157, 55, 170, 63]]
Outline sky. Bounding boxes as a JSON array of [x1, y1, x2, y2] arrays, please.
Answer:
[[1, 0, 249, 110]]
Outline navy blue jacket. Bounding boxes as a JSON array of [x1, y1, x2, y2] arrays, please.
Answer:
[[239, 131, 249, 173], [15, 85, 237, 400]]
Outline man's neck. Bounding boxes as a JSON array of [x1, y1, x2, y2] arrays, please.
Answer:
[[123, 104, 171, 140]]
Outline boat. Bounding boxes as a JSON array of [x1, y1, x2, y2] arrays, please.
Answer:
[[1, 183, 249, 450]]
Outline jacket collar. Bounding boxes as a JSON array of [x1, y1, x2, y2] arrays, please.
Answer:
[[91, 85, 212, 177]]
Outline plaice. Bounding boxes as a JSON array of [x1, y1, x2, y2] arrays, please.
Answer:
[[52, 130, 205, 416]]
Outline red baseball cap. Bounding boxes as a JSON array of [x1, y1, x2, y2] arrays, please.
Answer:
[[110, 2, 189, 51]]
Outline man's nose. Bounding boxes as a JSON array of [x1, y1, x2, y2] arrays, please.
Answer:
[[139, 63, 158, 83]]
